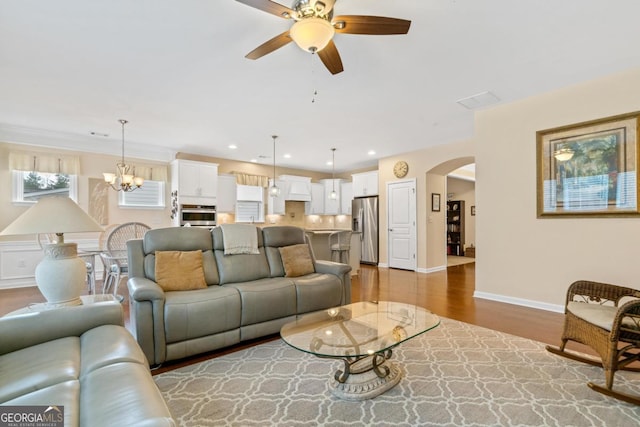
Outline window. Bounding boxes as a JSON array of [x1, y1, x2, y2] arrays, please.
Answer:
[[119, 180, 166, 209], [235, 201, 264, 223], [12, 170, 78, 204]]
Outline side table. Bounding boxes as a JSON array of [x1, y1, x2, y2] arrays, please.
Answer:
[[4, 294, 119, 317]]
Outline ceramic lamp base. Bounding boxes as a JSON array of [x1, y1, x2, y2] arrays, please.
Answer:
[[35, 242, 86, 307]]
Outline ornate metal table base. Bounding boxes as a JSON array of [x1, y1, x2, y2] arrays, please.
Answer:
[[328, 350, 403, 401]]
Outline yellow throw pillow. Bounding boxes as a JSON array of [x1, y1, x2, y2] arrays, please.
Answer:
[[279, 244, 315, 277], [155, 250, 208, 291]]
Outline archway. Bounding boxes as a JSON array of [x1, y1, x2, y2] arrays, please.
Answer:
[[425, 157, 475, 270]]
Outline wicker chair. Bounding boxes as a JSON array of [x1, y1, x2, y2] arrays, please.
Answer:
[[546, 280, 640, 405], [100, 222, 150, 300]]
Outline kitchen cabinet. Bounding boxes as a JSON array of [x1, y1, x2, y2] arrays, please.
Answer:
[[340, 181, 353, 215], [217, 175, 237, 213], [321, 179, 342, 215], [352, 171, 378, 197], [279, 175, 312, 201], [171, 159, 218, 203], [305, 183, 324, 215], [267, 179, 286, 215]]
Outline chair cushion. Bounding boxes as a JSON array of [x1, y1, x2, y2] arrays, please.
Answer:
[[567, 301, 640, 331], [279, 244, 315, 277], [155, 250, 207, 291]]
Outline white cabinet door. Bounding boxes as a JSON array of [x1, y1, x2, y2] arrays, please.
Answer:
[[321, 179, 341, 215], [305, 183, 324, 214], [172, 160, 219, 200], [340, 181, 353, 214], [217, 175, 237, 213], [198, 163, 218, 198], [267, 179, 286, 215], [352, 171, 378, 197]]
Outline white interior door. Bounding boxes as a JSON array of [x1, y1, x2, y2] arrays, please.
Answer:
[[387, 179, 417, 270]]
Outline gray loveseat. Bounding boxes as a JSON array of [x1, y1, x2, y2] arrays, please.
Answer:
[[127, 225, 352, 366], [0, 302, 174, 426]]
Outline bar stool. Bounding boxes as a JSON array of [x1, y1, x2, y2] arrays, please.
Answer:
[[329, 231, 351, 264]]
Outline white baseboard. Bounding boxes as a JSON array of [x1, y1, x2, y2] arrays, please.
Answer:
[[473, 291, 564, 313], [422, 265, 446, 274]]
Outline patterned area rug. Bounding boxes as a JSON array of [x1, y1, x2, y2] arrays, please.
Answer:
[[154, 318, 640, 426]]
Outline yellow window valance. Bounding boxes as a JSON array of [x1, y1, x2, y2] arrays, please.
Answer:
[[132, 164, 168, 182], [9, 151, 80, 175], [233, 172, 269, 188]]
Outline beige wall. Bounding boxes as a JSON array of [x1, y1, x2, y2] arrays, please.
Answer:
[[0, 142, 172, 242], [447, 177, 476, 248], [377, 142, 474, 271], [475, 67, 640, 310]]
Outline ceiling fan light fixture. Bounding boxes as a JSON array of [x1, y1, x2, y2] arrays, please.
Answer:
[[290, 17, 335, 53]]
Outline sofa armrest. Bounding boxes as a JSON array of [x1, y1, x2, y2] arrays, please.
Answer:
[[0, 302, 123, 356], [314, 260, 352, 304], [127, 276, 167, 366], [128, 276, 166, 302]]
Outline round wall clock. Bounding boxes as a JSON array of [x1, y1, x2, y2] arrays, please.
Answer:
[[393, 161, 409, 178]]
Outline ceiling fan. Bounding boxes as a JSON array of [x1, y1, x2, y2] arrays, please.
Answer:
[[236, 0, 411, 75]]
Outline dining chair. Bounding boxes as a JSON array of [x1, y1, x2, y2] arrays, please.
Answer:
[[100, 222, 150, 300]]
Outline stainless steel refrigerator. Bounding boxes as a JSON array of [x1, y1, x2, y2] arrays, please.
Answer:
[[352, 196, 378, 265]]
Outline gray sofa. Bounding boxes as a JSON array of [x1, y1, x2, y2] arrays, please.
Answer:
[[127, 225, 352, 366], [0, 302, 174, 426]]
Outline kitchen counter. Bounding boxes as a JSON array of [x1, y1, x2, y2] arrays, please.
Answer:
[[305, 229, 361, 275]]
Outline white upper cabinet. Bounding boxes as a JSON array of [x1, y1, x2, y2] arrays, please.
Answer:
[[217, 175, 237, 213], [267, 179, 286, 215], [305, 183, 324, 215], [321, 179, 342, 215], [340, 181, 353, 215], [352, 171, 378, 197], [171, 159, 218, 203]]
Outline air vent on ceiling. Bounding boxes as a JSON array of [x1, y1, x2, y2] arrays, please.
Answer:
[[456, 91, 500, 110]]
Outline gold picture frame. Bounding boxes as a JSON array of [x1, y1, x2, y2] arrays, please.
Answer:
[[536, 111, 640, 217]]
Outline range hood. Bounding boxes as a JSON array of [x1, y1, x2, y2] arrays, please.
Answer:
[[279, 175, 312, 202]]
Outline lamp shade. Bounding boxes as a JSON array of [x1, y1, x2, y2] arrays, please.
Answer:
[[290, 17, 335, 52], [1, 197, 103, 307], [0, 196, 103, 237]]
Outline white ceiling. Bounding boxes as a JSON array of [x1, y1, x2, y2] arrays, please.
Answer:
[[1, 0, 640, 174]]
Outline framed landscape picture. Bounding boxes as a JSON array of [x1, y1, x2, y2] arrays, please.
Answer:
[[536, 111, 640, 217]]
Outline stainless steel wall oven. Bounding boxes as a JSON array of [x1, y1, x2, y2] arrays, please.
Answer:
[[180, 204, 216, 227]]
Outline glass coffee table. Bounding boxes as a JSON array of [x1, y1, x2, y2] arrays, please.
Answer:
[[280, 301, 440, 401]]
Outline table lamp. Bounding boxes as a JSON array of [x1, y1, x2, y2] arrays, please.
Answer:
[[0, 196, 103, 307]]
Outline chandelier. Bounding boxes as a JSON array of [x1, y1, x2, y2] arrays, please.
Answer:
[[103, 119, 143, 192]]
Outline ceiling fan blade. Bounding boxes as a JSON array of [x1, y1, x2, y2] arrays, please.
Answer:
[[235, 0, 295, 19], [317, 40, 344, 75], [245, 31, 293, 59], [332, 15, 411, 35]]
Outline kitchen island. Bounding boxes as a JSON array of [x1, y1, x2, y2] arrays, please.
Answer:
[[305, 229, 361, 276]]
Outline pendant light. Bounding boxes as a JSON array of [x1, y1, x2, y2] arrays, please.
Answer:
[[103, 119, 143, 192], [329, 148, 338, 200], [269, 135, 280, 197]]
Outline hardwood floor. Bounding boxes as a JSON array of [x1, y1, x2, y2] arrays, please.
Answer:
[[1, 262, 589, 372]]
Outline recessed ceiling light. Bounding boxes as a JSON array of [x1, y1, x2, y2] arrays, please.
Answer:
[[327, 161, 333, 166], [250, 158, 258, 163], [228, 144, 237, 149], [368, 150, 376, 156], [283, 154, 291, 159]]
